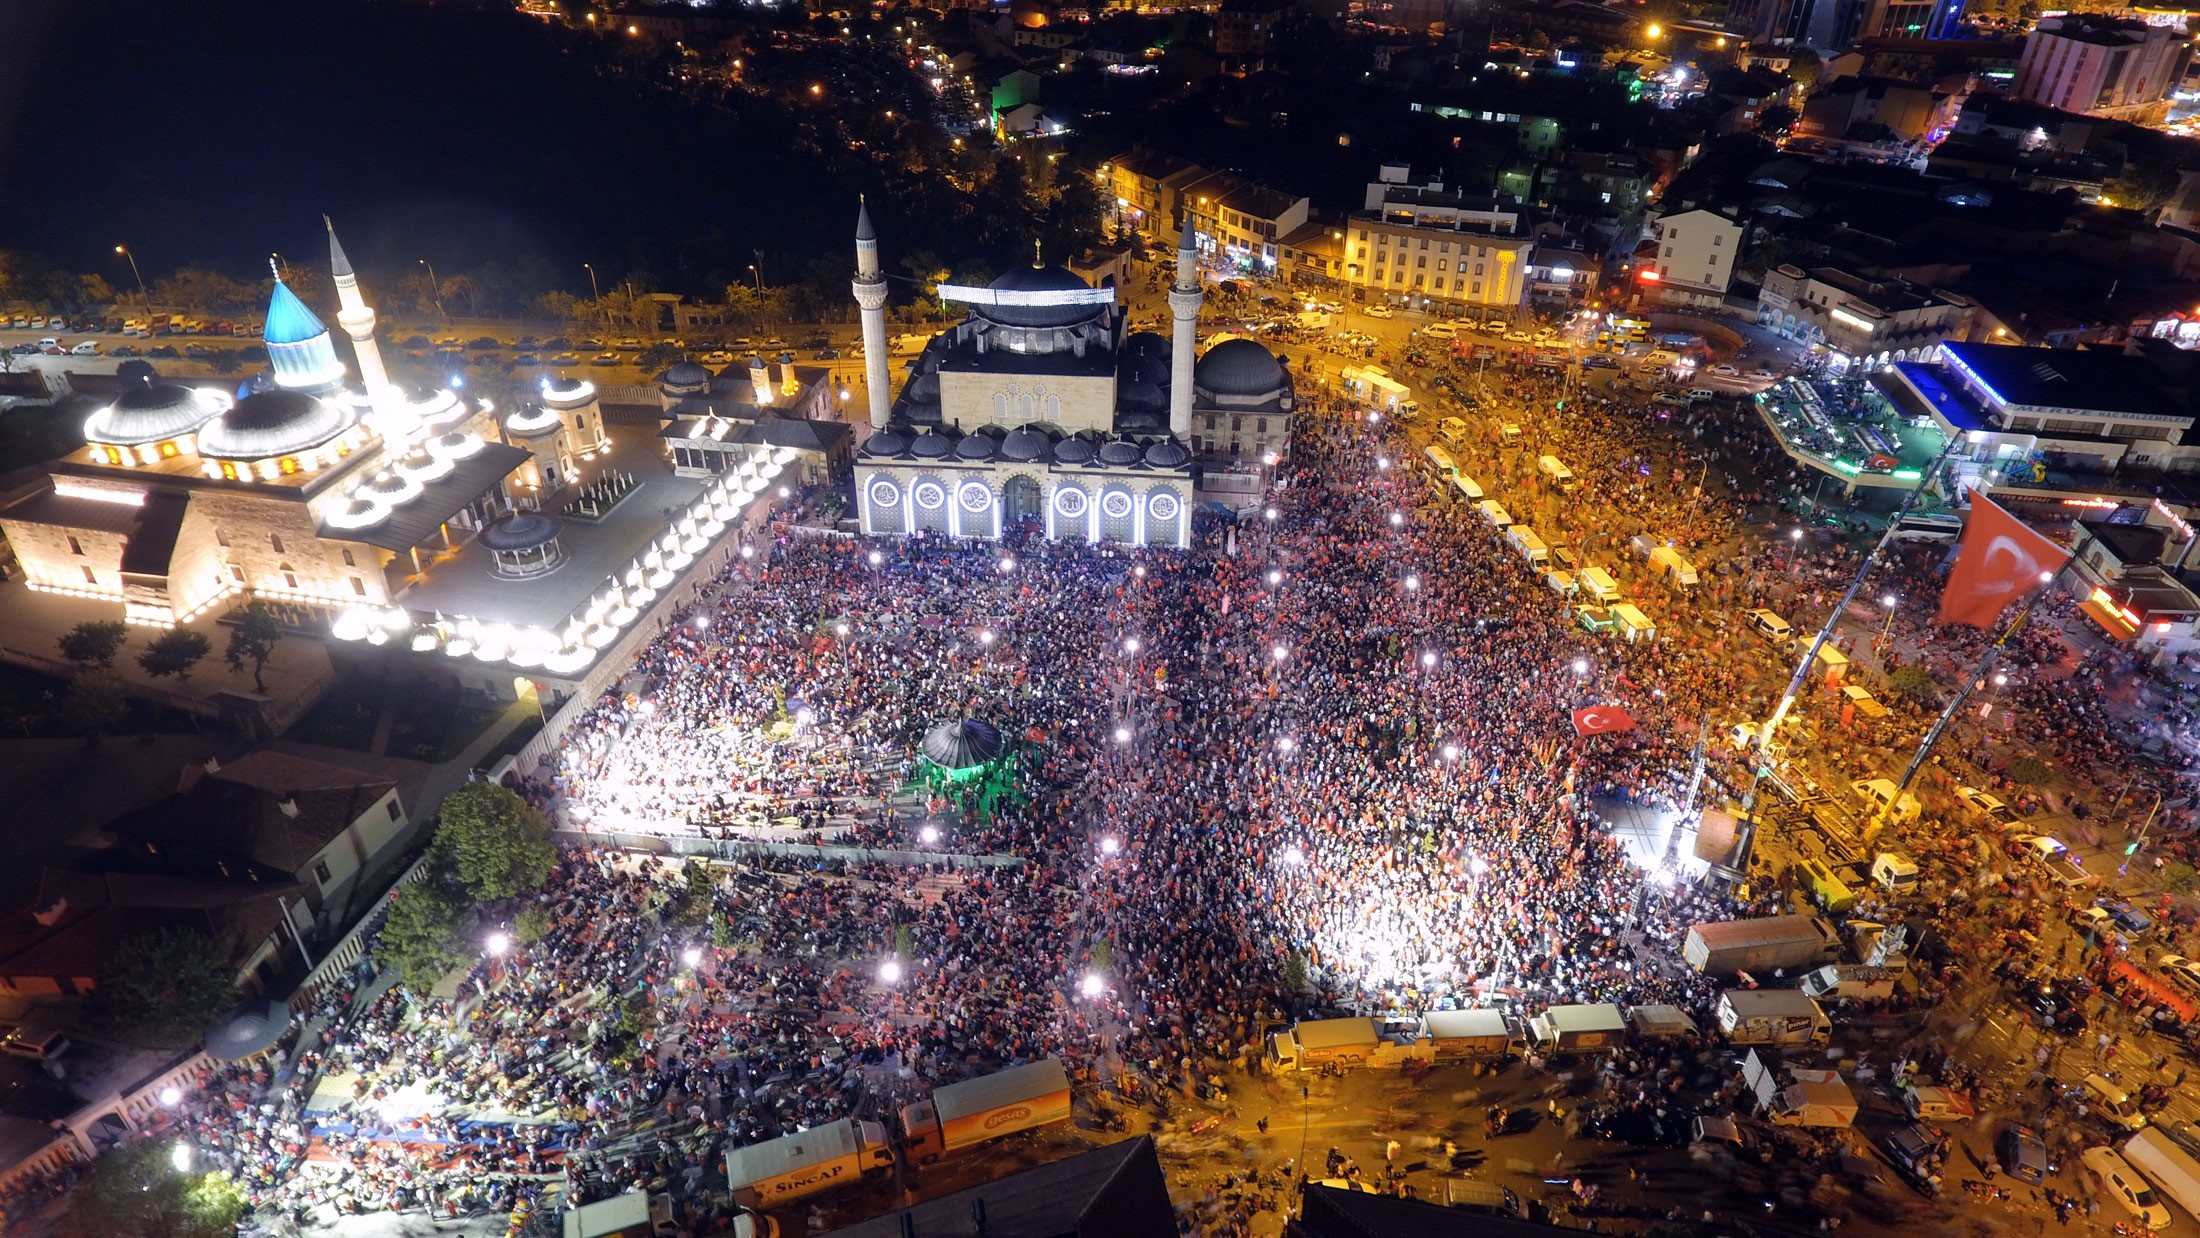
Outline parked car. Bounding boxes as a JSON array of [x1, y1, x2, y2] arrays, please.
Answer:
[[1954, 785, 2015, 826], [512, 337, 539, 351], [550, 353, 580, 366], [590, 352, 621, 367], [2080, 1146, 2171, 1229], [813, 347, 841, 360], [1997, 1124, 2052, 1184], [147, 345, 179, 359], [435, 336, 463, 349], [542, 336, 572, 351], [69, 341, 99, 355], [399, 335, 430, 349], [512, 354, 539, 366], [1364, 304, 1394, 319], [615, 337, 643, 351], [467, 336, 499, 350], [1710, 363, 1739, 376]]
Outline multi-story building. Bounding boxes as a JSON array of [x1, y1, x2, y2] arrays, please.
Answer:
[[1212, 0, 1286, 67], [1186, 178, 1310, 274], [1343, 175, 1533, 311], [1757, 265, 1974, 367], [1102, 151, 1210, 240], [2013, 15, 2192, 122], [1798, 75, 1958, 143], [1642, 209, 1742, 310], [1854, 0, 1967, 40]]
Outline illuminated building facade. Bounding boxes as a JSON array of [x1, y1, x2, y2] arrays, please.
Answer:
[[1757, 264, 1974, 369]]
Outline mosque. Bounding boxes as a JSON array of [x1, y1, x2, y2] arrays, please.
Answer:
[[849, 204, 1295, 547]]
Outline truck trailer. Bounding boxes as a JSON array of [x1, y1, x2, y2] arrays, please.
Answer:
[[899, 1057, 1072, 1165], [1526, 1003, 1627, 1053], [725, 1118, 895, 1209], [1715, 989, 1832, 1047], [1683, 915, 1840, 977], [2122, 1127, 2200, 1221], [1419, 1009, 1516, 1061], [1267, 1017, 1432, 1071]]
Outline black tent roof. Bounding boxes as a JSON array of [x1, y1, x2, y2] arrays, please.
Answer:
[[921, 718, 1003, 769]]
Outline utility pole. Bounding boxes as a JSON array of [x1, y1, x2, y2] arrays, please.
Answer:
[[113, 244, 149, 312], [417, 258, 447, 323]]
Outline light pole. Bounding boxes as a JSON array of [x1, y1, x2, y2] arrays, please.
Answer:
[[1879, 593, 1899, 642], [114, 244, 149, 312], [747, 263, 762, 293], [583, 262, 601, 301], [418, 258, 447, 323]]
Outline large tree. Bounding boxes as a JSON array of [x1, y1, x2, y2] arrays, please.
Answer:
[[89, 925, 236, 1048], [60, 1139, 246, 1238], [137, 628, 212, 685], [224, 602, 282, 692], [57, 620, 127, 669], [433, 783, 557, 902], [380, 879, 468, 994]]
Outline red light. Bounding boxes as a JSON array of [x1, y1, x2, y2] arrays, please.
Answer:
[[1638, 269, 1662, 282]]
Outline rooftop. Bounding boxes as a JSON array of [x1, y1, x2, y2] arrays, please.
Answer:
[[821, 1136, 1174, 1238], [1941, 342, 2180, 418]]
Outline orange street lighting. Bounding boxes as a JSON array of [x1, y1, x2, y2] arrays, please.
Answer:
[[1646, 21, 1663, 37]]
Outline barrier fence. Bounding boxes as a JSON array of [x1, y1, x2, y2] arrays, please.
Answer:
[[552, 829, 1022, 869]]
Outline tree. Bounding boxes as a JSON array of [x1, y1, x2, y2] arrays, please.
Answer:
[[637, 341, 685, 372], [88, 925, 235, 1048], [1282, 950, 1309, 995], [60, 1139, 247, 1238], [534, 290, 583, 322], [57, 620, 127, 669], [381, 880, 468, 994], [224, 602, 282, 692], [432, 782, 557, 902], [2107, 160, 2182, 219], [672, 858, 715, 926], [2008, 754, 2054, 786], [1887, 665, 1938, 703], [137, 628, 212, 684], [514, 904, 552, 945], [61, 671, 127, 735]]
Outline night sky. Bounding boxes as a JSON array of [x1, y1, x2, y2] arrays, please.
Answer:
[[0, 0, 843, 294]]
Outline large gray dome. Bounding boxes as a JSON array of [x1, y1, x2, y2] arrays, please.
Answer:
[[977, 264, 1104, 329], [197, 389, 354, 460], [660, 362, 712, 389], [999, 428, 1052, 461], [84, 381, 223, 446], [1196, 338, 1286, 396]]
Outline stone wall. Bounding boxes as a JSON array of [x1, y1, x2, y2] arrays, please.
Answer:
[[936, 369, 1115, 436], [3, 517, 126, 594]]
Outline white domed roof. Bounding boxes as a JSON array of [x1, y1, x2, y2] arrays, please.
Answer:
[[84, 382, 228, 447], [197, 389, 355, 460]]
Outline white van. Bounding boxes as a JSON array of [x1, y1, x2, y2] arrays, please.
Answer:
[[1475, 499, 1513, 528], [1424, 322, 1457, 340], [1849, 777, 1920, 824], [1537, 455, 1577, 493], [1451, 473, 1484, 502], [1743, 608, 1793, 643], [2122, 1128, 2200, 1222], [1577, 566, 1620, 604], [1507, 526, 1550, 565], [1437, 416, 1469, 447], [1612, 603, 1656, 643], [2085, 1074, 2150, 1133]]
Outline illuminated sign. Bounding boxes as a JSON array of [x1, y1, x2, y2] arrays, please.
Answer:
[[1829, 307, 1876, 333], [1638, 268, 1662, 282], [2152, 497, 2195, 542], [936, 285, 1117, 308], [2061, 497, 2118, 509]]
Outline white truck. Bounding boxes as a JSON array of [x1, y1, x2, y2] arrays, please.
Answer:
[[2122, 1127, 2200, 1221], [1526, 1003, 1627, 1053], [1800, 963, 1899, 1002], [1715, 989, 1832, 1047], [1418, 1008, 1517, 1061], [1268, 1017, 1432, 1072], [1742, 1049, 1858, 1128], [724, 1118, 895, 1209]]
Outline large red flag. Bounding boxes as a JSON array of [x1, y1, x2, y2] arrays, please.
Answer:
[[1936, 489, 2069, 629], [1571, 705, 1635, 736]]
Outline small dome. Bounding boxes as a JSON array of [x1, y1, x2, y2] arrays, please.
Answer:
[[479, 511, 564, 552], [953, 431, 1000, 461], [999, 428, 1052, 461], [862, 429, 911, 457], [1116, 407, 1166, 434], [909, 431, 955, 459], [660, 362, 711, 388], [361, 471, 416, 500], [978, 263, 1104, 329], [1196, 338, 1287, 396], [114, 360, 159, 385], [85, 381, 224, 446], [1122, 330, 1170, 362], [1052, 437, 1096, 465], [541, 377, 595, 406], [197, 389, 353, 460], [1144, 440, 1191, 469], [1097, 441, 1143, 467]]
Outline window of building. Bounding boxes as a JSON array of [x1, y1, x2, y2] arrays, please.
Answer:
[[340, 548, 355, 567], [66, 535, 82, 556], [1437, 260, 1448, 272], [349, 577, 366, 597], [314, 860, 333, 886], [282, 569, 299, 590], [1472, 283, 1482, 295], [269, 533, 284, 553], [388, 800, 402, 822], [80, 566, 96, 585], [1416, 256, 1426, 268], [158, 440, 179, 458], [229, 564, 246, 584], [214, 527, 230, 548], [1712, 234, 1724, 247]]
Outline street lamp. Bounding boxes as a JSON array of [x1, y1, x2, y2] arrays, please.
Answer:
[[1404, 573, 1421, 592], [878, 958, 903, 985], [747, 263, 762, 293], [695, 615, 710, 631], [583, 262, 601, 301], [867, 550, 885, 567], [1275, 735, 1297, 754], [418, 258, 447, 323], [1080, 972, 1106, 998], [1113, 724, 1132, 744], [1441, 742, 1461, 762], [1266, 568, 1283, 587], [486, 930, 512, 958], [1571, 657, 1589, 676], [681, 945, 703, 969], [919, 823, 942, 845], [1271, 643, 1289, 663], [158, 1085, 183, 1107], [1420, 650, 1437, 669], [113, 244, 149, 311], [1879, 593, 1899, 640], [1388, 511, 1405, 527], [1376, 455, 1391, 471], [1099, 835, 1122, 857], [171, 1142, 194, 1173], [1283, 843, 1307, 865], [997, 555, 1017, 574], [835, 621, 851, 638]]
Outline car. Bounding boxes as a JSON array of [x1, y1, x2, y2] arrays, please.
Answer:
[[575, 338, 605, 351], [762, 337, 788, 349], [615, 337, 643, 351], [435, 336, 463, 349], [1504, 331, 1532, 343], [231, 322, 255, 337], [69, 342, 99, 355], [2080, 1146, 2171, 1229], [5, 343, 35, 356], [1583, 355, 1615, 369], [699, 350, 733, 364], [1710, 363, 1739, 376], [542, 336, 572, 351], [1880, 1123, 1945, 1196], [467, 336, 499, 350], [1954, 785, 2013, 824], [399, 335, 430, 349], [147, 345, 179, 359], [730, 337, 755, 350], [2080, 1073, 2147, 1131], [1996, 1123, 2052, 1184], [470, 353, 503, 367], [1742, 608, 1793, 643], [798, 335, 830, 350], [2101, 899, 2155, 936], [550, 353, 580, 365], [512, 337, 539, 351], [512, 354, 539, 366], [1364, 304, 1395, 319], [2159, 1119, 2200, 1161], [813, 347, 841, 360], [1747, 368, 1777, 382], [590, 352, 621, 367]]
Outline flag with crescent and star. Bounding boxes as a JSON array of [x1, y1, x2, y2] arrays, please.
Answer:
[[1571, 705, 1635, 736], [1935, 488, 2069, 629]]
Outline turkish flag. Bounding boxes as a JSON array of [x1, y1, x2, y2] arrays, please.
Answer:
[[1572, 705, 1635, 736], [1935, 489, 2070, 629]]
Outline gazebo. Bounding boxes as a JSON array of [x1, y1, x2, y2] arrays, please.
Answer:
[[917, 718, 1020, 818]]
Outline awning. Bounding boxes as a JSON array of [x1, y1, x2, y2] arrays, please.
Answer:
[[2080, 592, 2141, 641]]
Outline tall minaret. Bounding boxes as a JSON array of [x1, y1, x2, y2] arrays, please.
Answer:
[[325, 216, 391, 408], [1166, 213, 1203, 441], [851, 198, 892, 430]]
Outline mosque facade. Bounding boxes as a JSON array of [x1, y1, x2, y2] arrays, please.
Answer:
[[849, 205, 1294, 548]]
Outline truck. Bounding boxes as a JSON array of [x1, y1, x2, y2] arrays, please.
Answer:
[[1869, 852, 1918, 893], [1646, 544, 1698, 588], [725, 1118, 896, 1209], [1683, 915, 1841, 977], [1742, 1049, 1858, 1128], [561, 1191, 675, 1238], [2122, 1127, 2200, 1221], [1577, 566, 1621, 605], [1418, 1008, 1517, 1061], [1626, 1003, 1700, 1041], [1267, 1017, 1430, 1072], [1800, 963, 1899, 1003], [2019, 834, 2098, 888], [1715, 989, 1832, 1047], [1340, 365, 1410, 409], [1526, 1003, 1627, 1053], [1537, 454, 1577, 492], [899, 1057, 1072, 1165]]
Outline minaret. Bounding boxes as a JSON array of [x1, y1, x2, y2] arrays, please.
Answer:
[[851, 198, 892, 430], [1166, 213, 1203, 441], [325, 216, 391, 408]]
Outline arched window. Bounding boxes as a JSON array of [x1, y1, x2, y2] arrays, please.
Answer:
[[1016, 392, 1035, 422], [1044, 394, 1062, 422], [278, 456, 300, 475], [993, 392, 1009, 421]]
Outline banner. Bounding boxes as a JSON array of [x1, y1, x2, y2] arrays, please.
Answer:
[[1571, 705, 1635, 736], [1935, 489, 2069, 629]]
